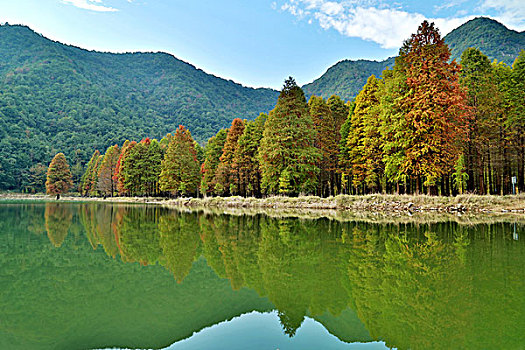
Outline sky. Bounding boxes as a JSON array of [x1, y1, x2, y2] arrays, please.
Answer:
[[0, 0, 523, 89]]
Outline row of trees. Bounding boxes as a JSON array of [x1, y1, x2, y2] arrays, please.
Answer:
[[199, 21, 524, 196], [76, 126, 203, 197], [46, 21, 524, 198], [338, 21, 524, 195]]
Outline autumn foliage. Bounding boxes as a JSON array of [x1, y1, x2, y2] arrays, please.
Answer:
[[46, 153, 73, 198], [71, 21, 523, 198]]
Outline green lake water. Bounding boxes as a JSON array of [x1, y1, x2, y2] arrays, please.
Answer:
[[1, 201, 524, 350]]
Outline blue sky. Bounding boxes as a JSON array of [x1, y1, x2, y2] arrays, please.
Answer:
[[0, 0, 523, 89]]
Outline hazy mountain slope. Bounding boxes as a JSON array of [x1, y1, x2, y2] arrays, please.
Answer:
[[0, 24, 278, 190], [303, 17, 525, 101]]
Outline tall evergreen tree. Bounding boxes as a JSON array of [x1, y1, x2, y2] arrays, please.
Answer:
[[97, 145, 120, 197], [159, 125, 201, 196], [89, 155, 104, 196], [200, 129, 228, 196], [338, 101, 356, 194], [361, 77, 385, 193], [80, 150, 100, 196], [492, 61, 514, 195], [232, 113, 266, 197], [46, 153, 73, 199], [259, 77, 319, 195], [379, 63, 409, 194], [309, 95, 334, 196], [327, 95, 349, 195], [122, 138, 162, 196], [398, 20, 469, 194], [460, 48, 500, 194], [215, 118, 245, 195], [115, 141, 135, 196], [344, 75, 383, 193]]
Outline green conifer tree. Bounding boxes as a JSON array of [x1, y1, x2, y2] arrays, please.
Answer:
[[80, 150, 100, 196], [327, 95, 349, 195], [201, 129, 228, 196], [338, 101, 356, 194], [259, 77, 319, 195], [233, 113, 266, 197], [215, 118, 245, 196], [46, 153, 73, 199], [97, 145, 120, 197], [159, 125, 201, 196], [460, 47, 500, 194], [123, 138, 162, 196], [344, 75, 382, 193], [89, 155, 104, 196], [379, 62, 409, 194], [309, 96, 336, 196]]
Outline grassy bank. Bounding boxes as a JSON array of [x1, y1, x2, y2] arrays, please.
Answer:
[[166, 193, 525, 213], [2, 193, 522, 213], [1, 193, 524, 225]]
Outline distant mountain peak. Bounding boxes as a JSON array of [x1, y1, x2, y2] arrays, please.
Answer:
[[444, 16, 525, 65]]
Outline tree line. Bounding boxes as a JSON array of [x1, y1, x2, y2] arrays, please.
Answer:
[[0, 24, 278, 192], [46, 21, 525, 198]]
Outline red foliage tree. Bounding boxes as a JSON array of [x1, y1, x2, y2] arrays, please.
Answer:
[[214, 118, 245, 195], [399, 20, 469, 193]]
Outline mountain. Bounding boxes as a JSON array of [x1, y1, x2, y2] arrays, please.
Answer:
[[0, 24, 278, 190], [1, 17, 523, 191], [304, 17, 525, 101], [302, 57, 395, 101], [445, 17, 525, 65]]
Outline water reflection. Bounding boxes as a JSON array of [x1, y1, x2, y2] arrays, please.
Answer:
[[44, 202, 73, 247], [1, 201, 524, 350]]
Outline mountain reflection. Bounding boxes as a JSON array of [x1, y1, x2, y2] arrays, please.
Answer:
[[2, 202, 524, 350]]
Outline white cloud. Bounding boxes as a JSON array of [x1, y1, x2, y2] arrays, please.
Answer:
[[321, 2, 344, 16], [276, 0, 510, 49], [315, 6, 428, 48], [433, 0, 468, 13], [481, 0, 525, 30], [62, 0, 119, 12]]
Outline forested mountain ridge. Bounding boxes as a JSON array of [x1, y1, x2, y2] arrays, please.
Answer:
[[1, 17, 522, 192], [302, 57, 395, 101], [0, 24, 278, 190], [304, 17, 525, 100], [445, 17, 525, 65]]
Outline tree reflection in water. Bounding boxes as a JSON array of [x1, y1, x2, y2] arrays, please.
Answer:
[[75, 204, 525, 349], [3, 202, 524, 350]]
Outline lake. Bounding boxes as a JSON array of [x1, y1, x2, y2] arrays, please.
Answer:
[[1, 201, 524, 350]]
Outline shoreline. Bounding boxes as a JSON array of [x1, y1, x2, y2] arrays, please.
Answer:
[[1, 193, 523, 213]]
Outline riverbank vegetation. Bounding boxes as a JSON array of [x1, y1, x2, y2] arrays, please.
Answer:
[[1, 193, 524, 215], [39, 21, 525, 198]]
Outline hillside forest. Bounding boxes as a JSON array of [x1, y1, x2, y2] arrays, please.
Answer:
[[37, 22, 525, 196], [0, 24, 279, 191]]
